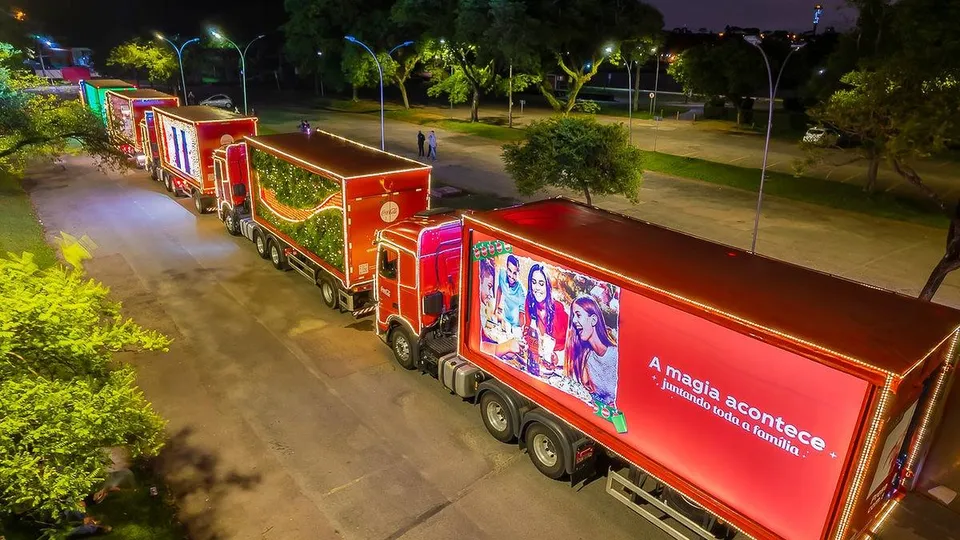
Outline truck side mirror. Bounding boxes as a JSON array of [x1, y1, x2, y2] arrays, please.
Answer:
[[232, 183, 247, 197], [422, 291, 444, 316]]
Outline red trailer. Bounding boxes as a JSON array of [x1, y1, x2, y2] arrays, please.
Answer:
[[370, 198, 960, 540], [240, 130, 432, 313], [104, 89, 179, 169], [152, 106, 258, 213]]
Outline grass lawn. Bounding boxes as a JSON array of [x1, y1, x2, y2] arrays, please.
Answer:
[[641, 151, 948, 229], [0, 170, 57, 268], [2, 464, 186, 540]]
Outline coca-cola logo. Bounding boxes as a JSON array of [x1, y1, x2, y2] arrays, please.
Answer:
[[380, 201, 400, 223]]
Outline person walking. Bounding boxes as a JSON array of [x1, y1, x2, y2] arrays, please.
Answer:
[[187, 91, 195, 105], [427, 130, 437, 161], [417, 130, 426, 157]]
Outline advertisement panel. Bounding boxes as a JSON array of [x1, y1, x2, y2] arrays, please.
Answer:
[[466, 231, 871, 540], [159, 116, 200, 179]]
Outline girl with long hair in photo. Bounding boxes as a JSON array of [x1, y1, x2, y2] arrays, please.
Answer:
[[566, 295, 619, 406], [519, 264, 568, 371]]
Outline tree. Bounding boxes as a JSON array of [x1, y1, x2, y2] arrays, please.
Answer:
[[0, 43, 129, 175], [526, 0, 663, 114], [668, 38, 766, 125], [106, 39, 177, 85], [502, 116, 643, 205], [0, 247, 170, 525]]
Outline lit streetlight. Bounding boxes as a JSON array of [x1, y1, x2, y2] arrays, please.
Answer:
[[155, 33, 200, 103], [743, 35, 806, 253], [210, 30, 265, 115], [650, 47, 662, 116]]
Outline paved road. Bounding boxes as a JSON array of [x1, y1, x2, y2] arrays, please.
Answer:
[[26, 157, 669, 540]]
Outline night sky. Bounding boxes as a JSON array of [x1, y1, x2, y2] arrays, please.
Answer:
[[21, 0, 858, 52]]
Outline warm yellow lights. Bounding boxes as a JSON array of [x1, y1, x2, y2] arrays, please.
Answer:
[[868, 498, 899, 536], [835, 376, 894, 539]]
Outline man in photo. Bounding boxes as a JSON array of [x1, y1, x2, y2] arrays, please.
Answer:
[[496, 255, 525, 329]]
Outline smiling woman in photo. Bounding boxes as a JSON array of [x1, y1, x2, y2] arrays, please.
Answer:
[[567, 295, 619, 406]]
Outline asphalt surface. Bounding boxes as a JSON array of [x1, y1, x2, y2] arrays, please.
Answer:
[[26, 157, 670, 540]]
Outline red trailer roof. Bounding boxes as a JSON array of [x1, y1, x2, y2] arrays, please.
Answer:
[[82, 79, 134, 88], [155, 105, 253, 124], [107, 89, 177, 101], [467, 198, 960, 378], [245, 130, 431, 180]]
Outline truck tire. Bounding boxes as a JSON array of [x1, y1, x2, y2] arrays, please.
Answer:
[[268, 239, 288, 270], [193, 191, 210, 214], [253, 230, 269, 259], [389, 326, 418, 370], [318, 278, 338, 310], [150, 165, 158, 181], [163, 172, 173, 192], [661, 486, 729, 536], [223, 208, 240, 236], [480, 391, 516, 443], [525, 422, 566, 480]]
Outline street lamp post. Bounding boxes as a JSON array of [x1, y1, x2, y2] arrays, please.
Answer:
[[156, 34, 200, 103], [344, 37, 414, 151], [316, 51, 325, 96], [650, 48, 662, 116], [743, 35, 806, 254], [211, 31, 265, 115]]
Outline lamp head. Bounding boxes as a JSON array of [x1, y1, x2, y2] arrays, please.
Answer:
[[317, 50, 323, 56], [345, 35, 357, 43], [154, 32, 164, 40], [744, 35, 762, 46], [439, 38, 445, 44], [791, 42, 807, 51], [403, 40, 414, 47], [604, 45, 613, 54], [210, 30, 223, 39]]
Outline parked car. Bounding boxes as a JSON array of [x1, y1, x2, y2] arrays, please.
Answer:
[[802, 126, 839, 147], [199, 94, 234, 110]]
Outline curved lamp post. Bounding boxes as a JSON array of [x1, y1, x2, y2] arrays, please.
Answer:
[[345, 37, 414, 151], [210, 30, 265, 115], [743, 35, 806, 254], [156, 34, 199, 103]]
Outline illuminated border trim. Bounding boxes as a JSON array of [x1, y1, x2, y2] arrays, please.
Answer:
[[155, 107, 260, 126], [902, 330, 960, 477], [867, 498, 900, 536], [835, 376, 894, 539], [462, 212, 954, 379]]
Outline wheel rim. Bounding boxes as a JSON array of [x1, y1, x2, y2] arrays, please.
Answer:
[[256, 235, 265, 254], [195, 196, 202, 211], [532, 433, 558, 468], [271, 245, 281, 265], [394, 334, 410, 363], [485, 401, 508, 432], [225, 212, 234, 230], [321, 283, 334, 305]]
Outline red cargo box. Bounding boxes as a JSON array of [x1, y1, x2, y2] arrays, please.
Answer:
[[105, 89, 179, 155], [457, 199, 960, 539], [153, 106, 258, 197], [246, 130, 432, 291]]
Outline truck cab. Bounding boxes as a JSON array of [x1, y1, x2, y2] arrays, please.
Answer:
[[375, 209, 463, 370], [212, 143, 249, 236]]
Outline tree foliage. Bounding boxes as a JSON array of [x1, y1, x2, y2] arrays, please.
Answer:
[[502, 116, 643, 205], [0, 248, 170, 524], [0, 43, 130, 175], [106, 39, 177, 84], [668, 38, 767, 125]]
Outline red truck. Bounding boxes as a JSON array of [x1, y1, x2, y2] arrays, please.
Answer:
[[103, 89, 179, 170], [237, 130, 432, 313], [366, 198, 960, 540], [152, 106, 258, 214]]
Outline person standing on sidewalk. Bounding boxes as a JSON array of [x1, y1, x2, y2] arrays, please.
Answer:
[[417, 130, 426, 157], [427, 130, 437, 161]]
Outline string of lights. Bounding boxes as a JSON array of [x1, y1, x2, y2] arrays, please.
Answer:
[[252, 149, 339, 208]]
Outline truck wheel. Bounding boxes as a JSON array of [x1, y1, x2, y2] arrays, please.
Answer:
[[193, 191, 210, 214], [268, 240, 288, 270], [389, 326, 418, 370], [480, 392, 516, 443], [223, 208, 240, 236], [254, 230, 269, 259], [150, 165, 159, 181], [163, 172, 173, 192], [318, 278, 338, 309], [525, 423, 566, 480]]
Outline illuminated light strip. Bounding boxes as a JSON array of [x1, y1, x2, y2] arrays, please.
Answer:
[[455, 224, 760, 539], [343, 165, 433, 180], [899, 331, 959, 379], [902, 330, 960, 477], [156, 108, 259, 126], [246, 138, 346, 180], [313, 128, 431, 169], [258, 191, 341, 224], [835, 376, 895, 539], [868, 498, 899, 535], [462, 214, 921, 379]]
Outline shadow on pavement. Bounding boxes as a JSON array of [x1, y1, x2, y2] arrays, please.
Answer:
[[155, 427, 263, 540]]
